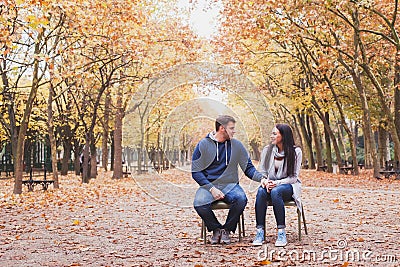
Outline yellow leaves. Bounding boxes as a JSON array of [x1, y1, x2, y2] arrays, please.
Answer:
[[333, 198, 340, 203], [72, 219, 80, 225], [26, 14, 49, 30]]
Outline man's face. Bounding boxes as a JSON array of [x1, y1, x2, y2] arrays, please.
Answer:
[[221, 121, 236, 140]]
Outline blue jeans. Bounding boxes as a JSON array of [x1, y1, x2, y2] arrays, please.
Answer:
[[255, 184, 293, 229], [194, 183, 247, 232]]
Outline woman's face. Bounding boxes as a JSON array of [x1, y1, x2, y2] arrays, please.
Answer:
[[271, 127, 283, 146]]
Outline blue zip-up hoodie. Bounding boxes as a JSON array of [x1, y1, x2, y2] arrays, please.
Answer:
[[191, 132, 263, 190]]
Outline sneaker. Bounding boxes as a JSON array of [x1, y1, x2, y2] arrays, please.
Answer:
[[210, 228, 221, 244], [275, 230, 287, 247], [220, 229, 231, 244], [252, 228, 264, 246]]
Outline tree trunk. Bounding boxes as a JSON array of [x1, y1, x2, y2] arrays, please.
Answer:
[[110, 130, 114, 171], [323, 113, 333, 173], [297, 113, 315, 169], [335, 36, 379, 176], [337, 122, 347, 162], [1, 45, 18, 179], [292, 116, 304, 151], [73, 140, 81, 175], [13, 31, 44, 194], [394, 51, 400, 159], [90, 142, 97, 178], [61, 141, 71, 175], [250, 139, 260, 161], [102, 90, 111, 171], [356, 79, 379, 177], [112, 86, 123, 179], [325, 75, 359, 174], [47, 82, 59, 189], [377, 126, 388, 168], [82, 138, 90, 183], [310, 114, 323, 170], [351, 8, 392, 176], [311, 99, 343, 172]]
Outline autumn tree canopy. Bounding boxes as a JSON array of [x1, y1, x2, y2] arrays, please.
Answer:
[[1, 0, 399, 193]]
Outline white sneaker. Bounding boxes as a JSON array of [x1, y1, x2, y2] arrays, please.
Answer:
[[275, 230, 287, 247], [252, 228, 264, 246]]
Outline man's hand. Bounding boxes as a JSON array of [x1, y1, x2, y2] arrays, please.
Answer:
[[261, 178, 268, 188], [210, 187, 225, 200]]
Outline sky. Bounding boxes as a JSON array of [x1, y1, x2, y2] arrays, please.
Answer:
[[177, 0, 223, 39]]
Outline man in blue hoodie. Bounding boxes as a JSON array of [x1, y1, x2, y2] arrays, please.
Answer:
[[192, 115, 264, 244]]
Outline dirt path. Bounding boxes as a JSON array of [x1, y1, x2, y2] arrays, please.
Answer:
[[0, 169, 399, 266]]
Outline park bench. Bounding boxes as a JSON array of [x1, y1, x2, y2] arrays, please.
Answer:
[[339, 166, 354, 175], [22, 167, 54, 192], [302, 160, 309, 169], [318, 165, 327, 172], [379, 160, 400, 179], [0, 157, 14, 177], [131, 165, 149, 174], [122, 165, 136, 177], [153, 164, 163, 173], [379, 170, 400, 179], [123, 165, 131, 177]]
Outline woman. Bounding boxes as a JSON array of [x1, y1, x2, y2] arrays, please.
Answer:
[[252, 124, 302, 247]]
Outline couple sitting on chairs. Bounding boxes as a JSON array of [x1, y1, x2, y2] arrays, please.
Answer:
[[192, 115, 303, 246]]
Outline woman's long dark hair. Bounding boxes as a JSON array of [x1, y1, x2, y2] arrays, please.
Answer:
[[275, 124, 296, 176]]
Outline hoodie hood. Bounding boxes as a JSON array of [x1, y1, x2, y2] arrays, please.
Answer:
[[207, 131, 229, 165]]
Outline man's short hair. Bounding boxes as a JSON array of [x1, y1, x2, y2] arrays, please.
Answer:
[[215, 115, 236, 132]]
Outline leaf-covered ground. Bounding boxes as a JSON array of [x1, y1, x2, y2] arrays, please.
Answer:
[[1, 168, 399, 266]]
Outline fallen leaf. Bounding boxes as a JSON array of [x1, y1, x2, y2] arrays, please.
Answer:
[[260, 260, 271, 265]]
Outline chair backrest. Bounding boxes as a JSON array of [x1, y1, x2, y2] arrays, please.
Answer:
[[210, 201, 231, 210]]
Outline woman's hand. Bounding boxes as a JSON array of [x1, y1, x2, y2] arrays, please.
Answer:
[[267, 180, 276, 191]]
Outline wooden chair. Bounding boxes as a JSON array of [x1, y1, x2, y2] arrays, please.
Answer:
[[200, 201, 245, 245], [264, 200, 308, 241]]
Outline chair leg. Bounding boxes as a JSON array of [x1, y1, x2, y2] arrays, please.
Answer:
[[202, 220, 207, 245], [297, 208, 301, 241], [201, 220, 204, 239], [301, 206, 308, 235], [241, 212, 245, 237], [238, 216, 242, 241]]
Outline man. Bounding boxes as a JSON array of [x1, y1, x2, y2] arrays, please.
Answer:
[[192, 115, 263, 244]]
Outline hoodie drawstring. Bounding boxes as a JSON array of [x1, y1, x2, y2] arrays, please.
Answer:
[[225, 141, 228, 165], [216, 141, 228, 165]]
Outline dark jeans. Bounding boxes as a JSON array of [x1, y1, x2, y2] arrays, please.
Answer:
[[194, 183, 247, 232], [255, 184, 293, 229]]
